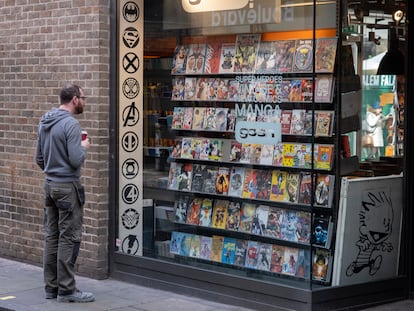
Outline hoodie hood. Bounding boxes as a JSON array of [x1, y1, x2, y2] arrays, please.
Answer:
[[39, 108, 72, 131]]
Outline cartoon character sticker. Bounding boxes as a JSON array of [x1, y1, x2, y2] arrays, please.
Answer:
[[346, 190, 394, 277]]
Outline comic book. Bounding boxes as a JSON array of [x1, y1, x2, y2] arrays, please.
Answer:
[[215, 167, 230, 195], [239, 143, 253, 164], [292, 39, 313, 73], [281, 246, 299, 276], [217, 79, 230, 101], [233, 34, 261, 73], [208, 139, 223, 161], [290, 109, 306, 135], [303, 111, 313, 136], [221, 237, 236, 265], [244, 240, 259, 269], [198, 198, 213, 227], [270, 244, 285, 273], [199, 236, 212, 260], [171, 45, 188, 75], [211, 199, 229, 229], [192, 107, 205, 130], [255, 41, 278, 73], [312, 248, 333, 283], [195, 77, 209, 100], [228, 166, 245, 198], [314, 174, 335, 208], [298, 172, 312, 205], [203, 107, 216, 130], [184, 77, 197, 101], [170, 138, 182, 158], [315, 74, 335, 103], [171, 77, 185, 101], [202, 166, 218, 194], [191, 164, 207, 193], [226, 108, 236, 131], [269, 170, 288, 202], [242, 169, 258, 199], [272, 142, 284, 166], [179, 233, 193, 257], [229, 141, 242, 162], [296, 249, 311, 279], [185, 43, 207, 74], [296, 211, 311, 243], [210, 235, 224, 262], [311, 214, 333, 248], [256, 243, 272, 271], [259, 144, 274, 165], [199, 138, 210, 161], [273, 40, 296, 73], [177, 163, 192, 191], [315, 144, 334, 170], [281, 143, 296, 167], [226, 201, 241, 231], [255, 169, 272, 201], [171, 107, 184, 129], [215, 107, 228, 131], [174, 195, 190, 223], [204, 40, 222, 74], [315, 37, 338, 73], [293, 143, 313, 169], [280, 211, 299, 242], [264, 207, 284, 239], [219, 42, 236, 74], [189, 138, 201, 160], [239, 202, 256, 234], [180, 137, 193, 159], [233, 239, 248, 267], [167, 162, 182, 190], [181, 107, 193, 130], [249, 144, 262, 165], [206, 78, 218, 101], [251, 205, 269, 236], [281, 110, 292, 135], [301, 78, 313, 102], [186, 197, 202, 225], [315, 110, 335, 137], [189, 235, 201, 258], [169, 231, 184, 255], [285, 172, 300, 203], [287, 79, 303, 102]]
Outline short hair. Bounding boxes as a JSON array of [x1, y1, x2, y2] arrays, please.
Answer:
[[60, 83, 82, 104]]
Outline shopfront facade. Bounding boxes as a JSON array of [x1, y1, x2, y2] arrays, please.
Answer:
[[0, 1, 413, 310]]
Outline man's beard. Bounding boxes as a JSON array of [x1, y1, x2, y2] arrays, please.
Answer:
[[75, 102, 84, 114]]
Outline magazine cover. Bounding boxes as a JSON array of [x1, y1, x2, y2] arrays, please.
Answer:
[[221, 237, 236, 265], [239, 202, 256, 233], [233, 34, 261, 73], [256, 243, 272, 271], [292, 39, 313, 73], [315, 37, 338, 73], [199, 236, 212, 260], [226, 201, 241, 231], [234, 239, 248, 267], [211, 199, 229, 229], [171, 45, 188, 75], [198, 198, 213, 227], [219, 42, 236, 74], [228, 166, 245, 197], [185, 43, 207, 74]]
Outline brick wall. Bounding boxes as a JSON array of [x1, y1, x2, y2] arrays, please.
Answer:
[[0, 0, 111, 279]]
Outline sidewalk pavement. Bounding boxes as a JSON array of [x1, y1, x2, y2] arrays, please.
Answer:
[[0, 256, 413, 311]]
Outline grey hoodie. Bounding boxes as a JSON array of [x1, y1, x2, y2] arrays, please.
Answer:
[[35, 108, 87, 182]]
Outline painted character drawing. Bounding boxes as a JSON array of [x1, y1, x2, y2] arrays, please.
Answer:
[[346, 191, 394, 277]]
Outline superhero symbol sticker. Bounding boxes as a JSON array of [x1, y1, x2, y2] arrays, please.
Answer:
[[123, 1, 140, 23], [122, 131, 139, 152], [121, 208, 140, 230], [121, 183, 139, 204], [123, 52, 140, 73], [122, 77, 139, 99], [122, 102, 140, 127], [122, 158, 139, 179], [123, 27, 140, 48], [121, 234, 140, 255]]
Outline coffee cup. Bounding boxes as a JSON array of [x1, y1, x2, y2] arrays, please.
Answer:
[[81, 131, 88, 141]]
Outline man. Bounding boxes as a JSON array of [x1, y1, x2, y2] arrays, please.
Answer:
[[35, 84, 94, 303]]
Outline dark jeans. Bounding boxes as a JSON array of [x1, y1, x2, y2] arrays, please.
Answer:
[[43, 180, 84, 296]]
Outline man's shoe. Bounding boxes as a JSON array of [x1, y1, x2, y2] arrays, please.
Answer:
[[45, 292, 57, 299], [57, 289, 95, 303]]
